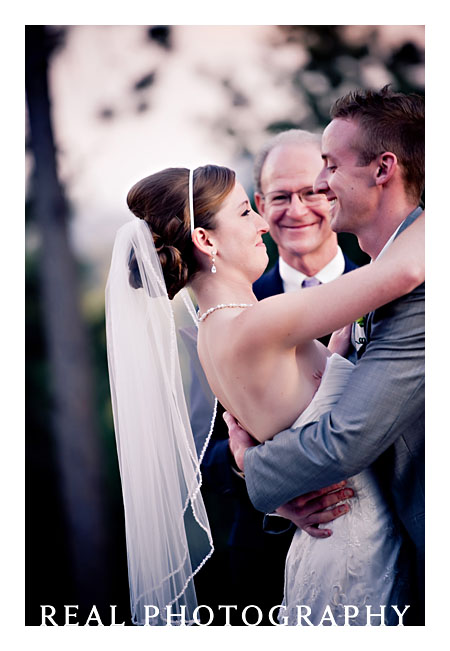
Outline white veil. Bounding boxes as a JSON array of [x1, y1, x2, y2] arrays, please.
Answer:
[[105, 218, 214, 625]]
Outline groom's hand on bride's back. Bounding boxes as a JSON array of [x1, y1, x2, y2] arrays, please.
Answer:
[[275, 482, 354, 538], [224, 411, 257, 472]]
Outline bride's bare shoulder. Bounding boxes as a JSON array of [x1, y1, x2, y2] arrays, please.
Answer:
[[198, 307, 278, 367], [231, 295, 299, 352]]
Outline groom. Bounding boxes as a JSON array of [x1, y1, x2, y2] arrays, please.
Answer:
[[227, 86, 425, 624]]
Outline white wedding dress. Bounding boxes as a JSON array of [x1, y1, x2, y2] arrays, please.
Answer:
[[281, 353, 408, 626]]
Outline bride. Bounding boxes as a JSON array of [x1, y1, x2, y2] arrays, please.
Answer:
[[106, 165, 424, 626]]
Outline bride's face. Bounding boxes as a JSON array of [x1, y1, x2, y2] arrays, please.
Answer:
[[212, 182, 269, 280]]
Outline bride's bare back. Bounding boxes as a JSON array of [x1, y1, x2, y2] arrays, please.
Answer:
[[198, 310, 330, 442]]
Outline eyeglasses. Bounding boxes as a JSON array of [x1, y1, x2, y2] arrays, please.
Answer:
[[263, 189, 326, 209]]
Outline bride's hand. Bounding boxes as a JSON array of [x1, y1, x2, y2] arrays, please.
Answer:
[[275, 481, 355, 538], [328, 323, 352, 356]]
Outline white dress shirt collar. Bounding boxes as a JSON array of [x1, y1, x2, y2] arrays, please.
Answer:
[[279, 247, 346, 293]]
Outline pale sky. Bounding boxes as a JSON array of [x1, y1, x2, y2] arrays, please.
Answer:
[[44, 25, 308, 266]]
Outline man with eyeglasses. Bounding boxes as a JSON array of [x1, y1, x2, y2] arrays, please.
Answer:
[[252, 129, 357, 331]]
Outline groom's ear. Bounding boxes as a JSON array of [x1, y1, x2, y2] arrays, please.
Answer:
[[374, 152, 398, 186]]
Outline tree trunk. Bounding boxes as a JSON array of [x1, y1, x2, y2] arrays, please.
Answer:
[[25, 25, 108, 611]]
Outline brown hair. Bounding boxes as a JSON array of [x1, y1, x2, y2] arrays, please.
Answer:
[[330, 85, 424, 203], [127, 165, 236, 298]]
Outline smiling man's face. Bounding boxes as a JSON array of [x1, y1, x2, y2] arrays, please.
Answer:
[[256, 143, 337, 269], [314, 118, 380, 237]]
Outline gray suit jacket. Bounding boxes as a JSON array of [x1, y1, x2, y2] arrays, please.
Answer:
[[244, 207, 424, 616]]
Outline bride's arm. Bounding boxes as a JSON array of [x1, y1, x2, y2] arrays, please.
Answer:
[[241, 213, 424, 349]]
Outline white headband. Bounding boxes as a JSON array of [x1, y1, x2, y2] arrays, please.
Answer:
[[189, 168, 195, 235]]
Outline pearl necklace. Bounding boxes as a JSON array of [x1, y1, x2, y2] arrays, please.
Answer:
[[197, 303, 253, 323]]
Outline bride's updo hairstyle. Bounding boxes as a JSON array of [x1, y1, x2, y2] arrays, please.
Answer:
[[127, 165, 236, 299]]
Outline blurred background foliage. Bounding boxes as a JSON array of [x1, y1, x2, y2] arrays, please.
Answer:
[[25, 24, 424, 625]]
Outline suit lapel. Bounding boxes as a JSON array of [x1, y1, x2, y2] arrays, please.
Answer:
[[253, 262, 284, 300], [396, 206, 423, 235], [343, 253, 358, 274], [268, 263, 284, 294], [364, 206, 423, 348]]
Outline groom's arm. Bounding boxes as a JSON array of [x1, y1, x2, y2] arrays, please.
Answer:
[[241, 285, 424, 514]]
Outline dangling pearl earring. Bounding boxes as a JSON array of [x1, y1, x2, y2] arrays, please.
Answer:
[[211, 249, 217, 274]]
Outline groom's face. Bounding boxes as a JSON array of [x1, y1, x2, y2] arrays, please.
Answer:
[[314, 118, 380, 237]]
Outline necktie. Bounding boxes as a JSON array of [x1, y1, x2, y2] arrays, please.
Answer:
[[302, 276, 321, 288]]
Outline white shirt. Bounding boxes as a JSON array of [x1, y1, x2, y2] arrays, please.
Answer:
[[279, 247, 346, 293]]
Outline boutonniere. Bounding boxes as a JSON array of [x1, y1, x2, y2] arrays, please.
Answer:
[[352, 315, 367, 351]]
